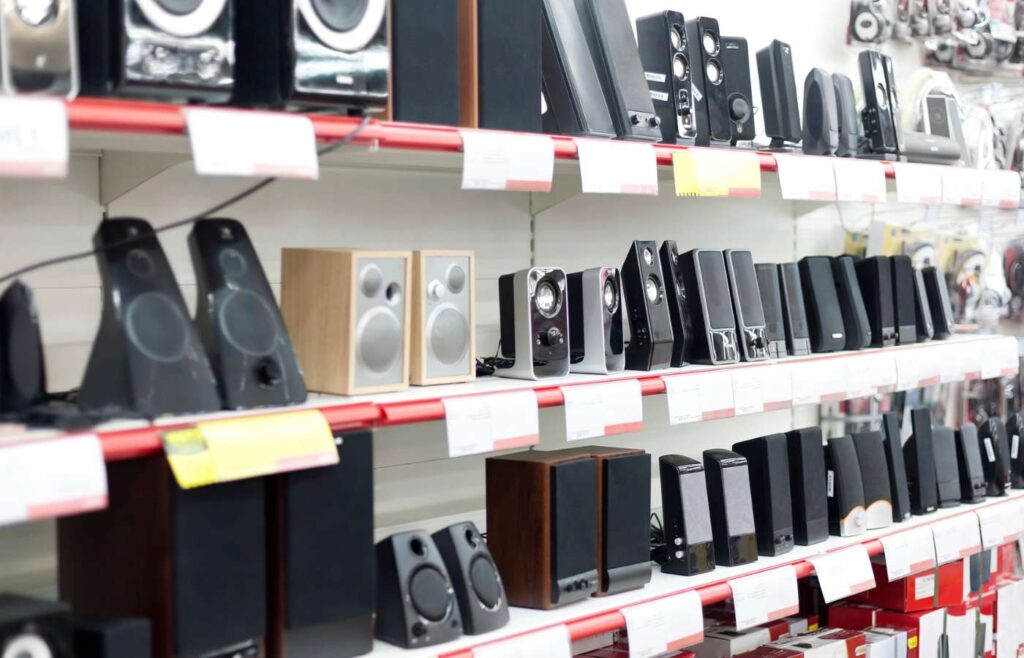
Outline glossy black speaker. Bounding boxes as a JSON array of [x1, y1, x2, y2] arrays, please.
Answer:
[[854, 256, 897, 347], [391, 0, 460, 125], [497, 267, 570, 380], [724, 249, 768, 362], [912, 268, 934, 342], [832, 256, 872, 351], [721, 36, 755, 144], [798, 256, 846, 353], [78, 218, 221, 417], [0, 281, 46, 415], [567, 268, 625, 374], [880, 52, 904, 153], [703, 449, 758, 567], [826, 435, 867, 537], [852, 431, 894, 529], [757, 39, 801, 148], [0, 594, 71, 658], [680, 249, 739, 365], [685, 17, 730, 146], [733, 434, 794, 557], [978, 418, 1012, 497], [659, 241, 693, 367], [905, 408, 939, 515], [755, 263, 787, 359], [1007, 412, 1024, 489], [622, 241, 674, 371], [658, 455, 715, 576], [858, 49, 899, 156], [432, 522, 509, 635], [802, 68, 839, 156], [880, 411, 913, 522], [636, 10, 694, 144], [778, 262, 812, 356], [890, 255, 918, 345], [955, 423, 987, 504], [922, 266, 954, 339], [833, 72, 861, 157], [73, 618, 151, 658], [189, 219, 306, 410], [932, 426, 962, 508], [785, 427, 829, 546]]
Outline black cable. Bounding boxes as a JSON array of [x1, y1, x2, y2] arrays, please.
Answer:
[[0, 114, 373, 286]]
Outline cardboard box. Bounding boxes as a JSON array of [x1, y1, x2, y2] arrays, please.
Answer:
[[875, 608, 944, 658], [736, 649, 801, 658], [995, 578, 1024, 658], [944, 603, 977, 658], [866, 627, 908, 658], [693, 626, 771, 658], [853, 561, 964, 612], [861, 631, 896, 658], [828, 603, 882, 630], [761, 619, 793, 641], [783, 615, 820, 635], [808, 629, 867, 658], [767, 634, 847, 658]]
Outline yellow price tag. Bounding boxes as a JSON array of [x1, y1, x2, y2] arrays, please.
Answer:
[[673, 149, 762, 198], [163, 410, 338, 489], [907, 636, 918, 649]]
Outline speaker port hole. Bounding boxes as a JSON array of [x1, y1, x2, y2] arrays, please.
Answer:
[[386, 282, 402, 306], [410, 537, 426, 557], [464, 528, 477, 547]]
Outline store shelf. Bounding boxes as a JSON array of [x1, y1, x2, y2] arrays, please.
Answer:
[[370, 491, 1024, 658]]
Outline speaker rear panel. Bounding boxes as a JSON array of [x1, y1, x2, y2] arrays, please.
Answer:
[[354, 255, 408, 389]]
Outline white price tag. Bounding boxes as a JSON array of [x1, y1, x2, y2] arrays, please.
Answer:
[[808, 545, 876, 604], [663, 374, 702, 425], [998, 336, 1020, 376], [895, 351, 922, 390], [575, 139, 658, 195], [996, 579, 1024, 658], [186, 108, 319, 179], [982, 345, 1003, 380], [460, 130, 554, 192], [562, 380, 644, 441], [893, 163, 943, 205], [981, 170, 1022, 209], [775, 153, 838, 201], [940, 346, 964, 383], [833, 158, 886, 203], [960, 342, 983, 381], [621, 591, 704, 658], [0, 97, 68, 178], [810, 359, 848, 403], [728, 566, 800, 630], [791, 361, 823, 406], [932, 512, 983, 564], [869, 353, 899, 393], [976, 507, 1012, 549], [694, 370, 735, 420], [846, 356, 874, 399], [443, 391, 540, 457], [0, 435, 107, 526], [731, 369, 764, 416], [880, 526, 937, 581], [942, 167, 984, 206], [915, 347, 942, 387], [760, 364, 793, 411], [473, 625, 572, 658]]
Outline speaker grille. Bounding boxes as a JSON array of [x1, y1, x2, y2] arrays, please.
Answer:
[[126, 291, 190, 363], [550, 459, 597, 582], [219, 290, 280, 357]]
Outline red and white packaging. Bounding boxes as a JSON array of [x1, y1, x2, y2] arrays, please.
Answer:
[[827, 603, 882, 630], [860, 630, 897, 658], [852, 560, 964, 612], [807, 629, 867, 658], [782, 615, 820, 635], [945, 602, 977, 658], [735, 648, 801, 658], [760, 619, 792, 641], [692, 626, 771, 657], [866, 627, 909, 658], [875, 608, 945, 658], [767, 633, 848, 658]]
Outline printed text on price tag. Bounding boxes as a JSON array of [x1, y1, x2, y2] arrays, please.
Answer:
[[473, 625, 572, 658], [881, 526, 937, 581], [808, 545, 876, 603], [729, 566, 800, 630], [694, 370, 735, 420], [186, 108, 319, 179], [775, 154, 838, 201], [0, 97, 68, 178], [663, 374, 701, 425], [833, 158, 886, 203], [444, 391, 540, 458], [731, 368, 764, 415], [932, 513, 982, 564], [576, 139, 658, 195], [563, 379, 644, 440], [460, 130, 554, 192], [673, 149, 761, 198], [621, 591, 704, 658]]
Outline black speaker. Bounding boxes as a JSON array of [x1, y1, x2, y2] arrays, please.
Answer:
[[778, 262, 812, 356], [622, 241, 675, 371], [376, 531, 462, 648], [833, 72, 861, 157], [684, 17, 730, 146], [785, 427, 829, 546], [267, 430, 374, 658], [658, 455, 715, 576], [496, 268, 570, 380], [576, 0, 660, 140], [189, 219, 306, 410], [567, 268, 626, 375], [391, 0, 460, 125], [855, 256, 897, 348], [680, 249, 739, 365], [0, 281, 46, 415], [757, 39, 801, 148], [659, 241, 694, 367], [955, 423, 987, 504], [978, 418, 1012, 497], [721, 36, 756, 144], [802, 68, 839, 156], [852, 431, 894, 529], [799, 256, 846, 353], [78, 218, 221, 417], [432, 522, 509, 635], [932, 426, 962, 508], [733, 435, 794, 557], [636, 10, 694, 144], [826, 435, 867, 537], [890, 255, 918, 345], [832, 256, 872, 351], [880, 411, 913, 522], [1007, 412, 1024, 489], [541, 0, 616, 138], [905, 408, 939, 515], [0, 595, 71, 658], [755, 263, 788, 359], [724, 249, 769, 362], [858, 49, 899, 156], [703, 449, 758, 567], [73, 618, 151, 658], [912, 268, 934, 342], [922, 266, 954, 339], [880, 52, 905, 153]]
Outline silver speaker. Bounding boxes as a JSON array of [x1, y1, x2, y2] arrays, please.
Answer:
[[567, 267, 624, 375], [496, 267, 570, 380], [0, 0, 78, 97], [411, 250, 475, 386]]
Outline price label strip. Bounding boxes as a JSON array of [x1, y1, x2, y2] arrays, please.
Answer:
[[932, 513, 983, 564], [942, 167, 983, 206], [893, 163, 943, 205], [0, 434, 107, 526], [621, 591, 704, 657], [695, 370, 735, 420], [163, 410, 338, 489], [460, 130, 555, 192], [960, 343, 983, 381], [977, 506, 1023, 549], [185, 108, 319, 179], [673, 149, 762, 198], [760, 364, 793, 411], [811, 359, 848, 403], [981, 170, 1022, 209], [846, 355, 874, 399], [808, 545, 876, 604], [0, 96, 69, 178], [575, 139, 659, 195], [663, 374, 702, 425], [880, 526, 937, 581], [472, 625, 572, 658], [775, 153, 838, 201], [562, 379, 644, 441], [728, 566, 800, 630], [869, 353, 898, 393], [731, 368, 764, 416], [444, 390, 540, 458], [833, 158, 887, 203]]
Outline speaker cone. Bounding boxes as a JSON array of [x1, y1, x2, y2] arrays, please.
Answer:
[[705, 59, 723, 85], [356, 309, 402, 374], [219, 290, 281, 357], [429, 306, 469, 365], [408, 566, 452, 623], [126, 292, 190, 363], [535, 281, 561, 318], [603, 278, 620, 314], [702, 30, 719, 55], [1, 633, 52, 658], [14, 0, 56, 26], [670, 24, 684, 51], [468, 556, 502, 610], [672, 54, 687, 81], [155, 0, 204, 14], [133, 0, 229, 38], [645, 275, 663, 304], [297, 0, 386, 53]]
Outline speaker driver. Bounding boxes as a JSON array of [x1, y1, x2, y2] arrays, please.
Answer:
[[535, 281, 561, 318], [155, 0, 204, 14], [134, 0, 228, 38], [2, 633, 52, 658], [357, 309, 402, 374], [126, 291, 189, 363], [219, 290, 281, 357], [603, 278, 620, 313], [446, 264, 467, 294], [298, 0, 386, 52], [13, 0, 57, 26], [854, 12, 882, 41], [669, 24, 683, 50], [705, 59, 722, 85], [469, 557, 502, 610], [428, 306, 469, 365], [409, 566, 453, 622]]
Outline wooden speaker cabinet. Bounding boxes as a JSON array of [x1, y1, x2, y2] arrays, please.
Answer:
[[411, 250, 476, 386]]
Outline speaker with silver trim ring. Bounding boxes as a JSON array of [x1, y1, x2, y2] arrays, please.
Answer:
[[431, 522, 508, 636], [622, 241, 674, 371], [0, 594, 71, 658], [635, 10, 698, 145], [281, 248, 410, 395], [78, 218, 221, 417], [77, 0, 233, 102], [724, 249, 768, 362], [567, 267, 624, 375], [833, 73, 861, 157], [659, 241, 693, 367], [189, 219, 306, 409], [685, 16, 730, 146], [375, 531, 462, 649], [802, 68, 839, 156], [411, 250, 475, 385], [680, 249, 739, 365], [494, 267, 569, 380], [0, 281, 47, 416], [0, 0, 78, 97]]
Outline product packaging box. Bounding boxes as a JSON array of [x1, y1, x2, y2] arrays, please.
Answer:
[[866, 627, 909, 658], [767, 633, 847, 658], [805, 629, 866, 658], [853, 561, 964, 612], [875, 608, 944, 658], [693, 626, 771, 658], [861, 630, 896, 658], [827, 603, 882, 630]]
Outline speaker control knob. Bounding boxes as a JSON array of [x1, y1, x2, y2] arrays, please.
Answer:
[[411, 622, 427, 637], [647, 116, 660, 127], [630, 114, 640, 125], [255, 358, 282, 390], [427, 280, 446, 302], [729, 96, 750, 121], [540, 327, 563, 347]]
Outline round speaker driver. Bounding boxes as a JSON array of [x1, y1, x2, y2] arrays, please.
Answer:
[[2, 633, 54, 658]]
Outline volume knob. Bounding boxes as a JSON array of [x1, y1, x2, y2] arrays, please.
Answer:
[[540, 327, 563, 347]]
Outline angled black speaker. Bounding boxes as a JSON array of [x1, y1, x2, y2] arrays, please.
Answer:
[[905, 408, 939, 515], [659, 241, 693, 367], [827, 435, 867, 537], [721, 36, 755, 144], [0, 281, 47, 415], [190, 219, 307, 410], [1006, 412, 1024, 489], [778, 263, 811, 356], [852, 431, 893, 529], [724, 249, 769, 362], [658, 455, 715, 576], [622, 241, 674, 370], [955, 424, 987, 504], [978, 417, 1012, 497], [880, 411, 912, 522], [912, 268, 934, 342], [757, 39, 801, 148], [684, 17, 730, 146], [932, 426, 962, 508], [890, 255, 918, 345], [855, 256, 896, 348], [733, 434, 794, 557], [755, 263, 788, 359], [799, 256, 846, 353], [78, 218, 221, 417], [832, 256, 872, 351], [833, 72, 861, 157], [432, 522, 509, 635], [703, 449, 758, 567], [922, 266, 954, 339], [680, 249, 739, 365], [802, 68, 839, 156], [786, 427, 829, 546]]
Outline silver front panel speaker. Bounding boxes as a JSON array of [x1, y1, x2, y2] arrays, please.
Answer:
[[568, 267, 624, 375], [0, 0, 78, 96], [412, 250, 475, 385], [497, 267, 570, 380], [354, 255, 407, 390]]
